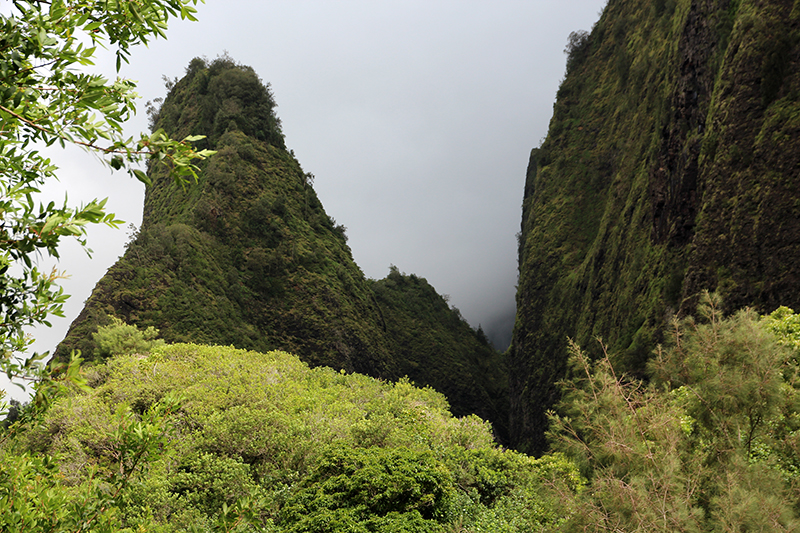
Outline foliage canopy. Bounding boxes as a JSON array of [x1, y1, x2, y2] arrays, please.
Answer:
[[3, 342, 578, 532]]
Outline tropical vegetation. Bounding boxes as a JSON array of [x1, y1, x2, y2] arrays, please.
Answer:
[[3, 0, 800, 531], [511, 0, 800, 455], [2, 331, 578, 532], [0, 0, 211, 399]]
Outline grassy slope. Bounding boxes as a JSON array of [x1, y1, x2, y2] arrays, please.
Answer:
[[512, 0, 800, 453]]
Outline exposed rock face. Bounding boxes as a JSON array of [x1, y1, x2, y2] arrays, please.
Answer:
[[57, 57, 508, 438], [512, 0, 800, 454]]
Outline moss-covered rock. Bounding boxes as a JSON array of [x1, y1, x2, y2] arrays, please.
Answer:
[[512, 0, 800, 453]]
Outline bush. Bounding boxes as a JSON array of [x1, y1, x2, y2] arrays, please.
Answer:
[[6, 343, 577, 532], [564, 30, 591, 73], [549, 293, 800, 532], [92, 316, 165, 357], [279, 445, 452, 532]]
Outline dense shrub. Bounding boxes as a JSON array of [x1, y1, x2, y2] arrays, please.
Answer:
[[4, 343, 576, 532], [550, 293, 800, 531], [93, 316, 165, 357]]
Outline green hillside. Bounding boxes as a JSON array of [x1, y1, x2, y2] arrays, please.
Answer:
[[511, 0, 800, 454], [55, 56, 508, 438], [369, 268, 509, 437]]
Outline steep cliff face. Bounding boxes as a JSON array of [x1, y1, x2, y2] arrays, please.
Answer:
[[512, 0, 800, 453], [57, 57, 508, 437]]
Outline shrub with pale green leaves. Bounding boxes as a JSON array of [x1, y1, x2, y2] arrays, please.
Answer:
[[93, 316, 165, 357], [764, 305, 800, 351], [550, 293, 800, 532], [6, 343, 578, 532]]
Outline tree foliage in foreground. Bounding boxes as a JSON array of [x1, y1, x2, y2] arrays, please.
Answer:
[[0, 0, 211, 395], [9, 299, 800, 531], [1, 396, 178, 532], [550, 293, 800, 532], [2, 340, 579, 532]]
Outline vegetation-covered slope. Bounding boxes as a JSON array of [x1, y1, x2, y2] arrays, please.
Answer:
[[56, 57, 508, 437], [369, 268, 509, 437], [7, 342, 577, 532], [512, 0, 800, 453], [58, 56, 390, 376]]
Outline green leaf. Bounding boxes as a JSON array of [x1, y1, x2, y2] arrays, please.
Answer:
[[132, 168, 151, 186]]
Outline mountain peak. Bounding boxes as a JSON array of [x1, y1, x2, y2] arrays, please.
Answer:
[[57, 56, 509, 440]]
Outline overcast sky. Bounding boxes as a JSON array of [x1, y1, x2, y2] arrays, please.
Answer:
[[6, 0, 608, 400]]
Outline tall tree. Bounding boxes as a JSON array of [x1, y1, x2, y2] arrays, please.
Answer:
[[550, 294, 800, 531]]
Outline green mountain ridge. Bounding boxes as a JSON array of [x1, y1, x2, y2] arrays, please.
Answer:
[[53, 0, 800, 460], [56, 56, 508, 439], [511, 0, 800, 453]]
